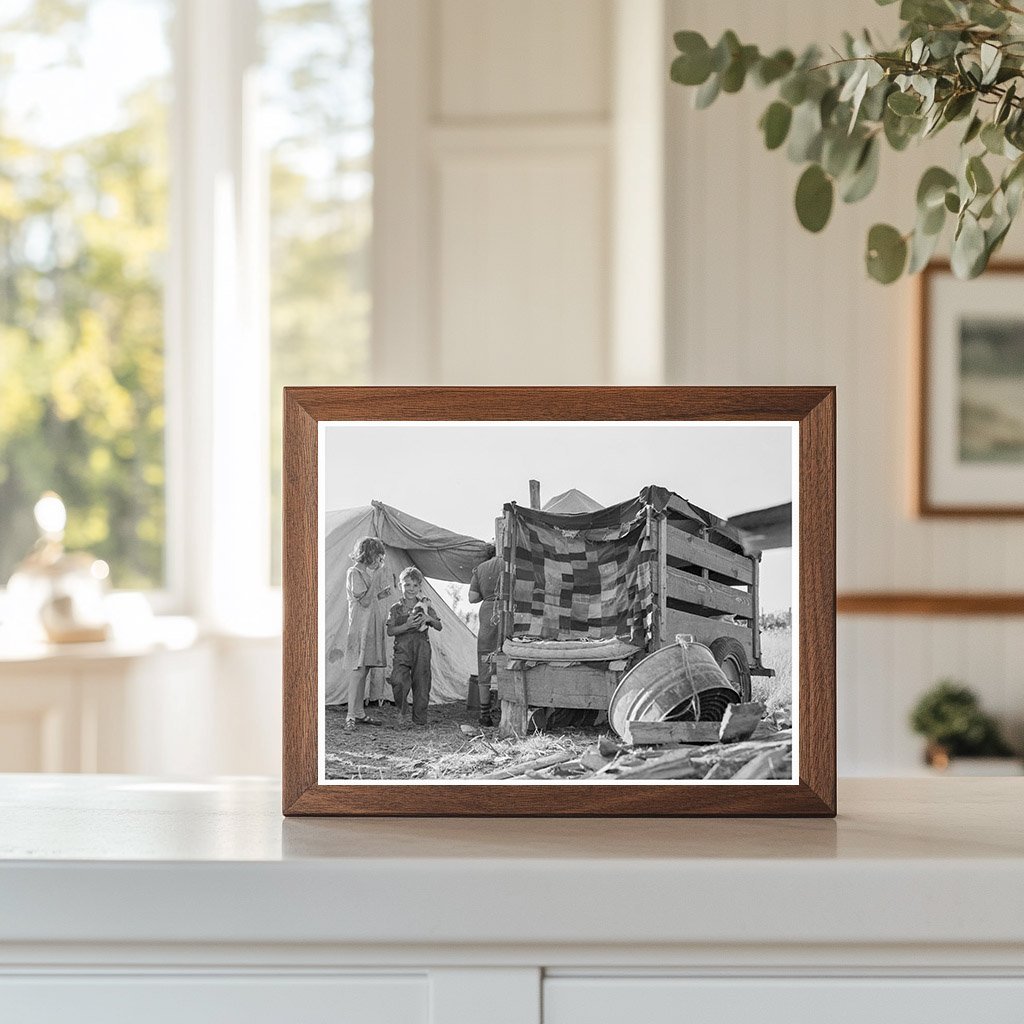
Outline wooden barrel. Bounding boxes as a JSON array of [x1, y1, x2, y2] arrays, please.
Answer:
[[608, 637, 740, 738]]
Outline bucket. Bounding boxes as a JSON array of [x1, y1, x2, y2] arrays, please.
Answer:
[[608, 635, 740, 738]]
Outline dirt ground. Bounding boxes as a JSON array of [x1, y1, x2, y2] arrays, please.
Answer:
[[324, 700, 608, 781], [324, 628, 795, 781]]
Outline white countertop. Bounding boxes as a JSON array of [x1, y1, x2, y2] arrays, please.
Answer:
[[1, 775, 1022, 951]]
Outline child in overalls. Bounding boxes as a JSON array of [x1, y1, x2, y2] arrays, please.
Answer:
[[386, 567, 441, 726]]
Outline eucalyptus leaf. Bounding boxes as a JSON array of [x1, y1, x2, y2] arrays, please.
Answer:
[[884, 106, 921, 150], [1006, 172, 1024, 218], [962, 115, 983, 145], [779, 73, 807, 106], [908, 221, 942, 273], [710, 31, 740, 73], [866, 223, 908, 283], [861, 79, 892, 122], [822, 128, 863, 178], [721, 44, 759, 92], [754, 49, 795, 87], [981, 122, 1005, 155], [787, 100, 824, 162], [920, 199, 946, 235], [842, 137, 880, 203], [942, 92, 974, 122], [951, 211, 986, 278], [760, 101, 793, 150], [970, 2, 1009, 30], [888, 90, 921, 115], [996, 82, 1017, 124], [694, 73, 721, 109], [980, 42, 1002, 86], [967, 154, 995, 195], [917, 166, 957, 210], [795, 164, 834, 232], [944, 190, 961, 213]]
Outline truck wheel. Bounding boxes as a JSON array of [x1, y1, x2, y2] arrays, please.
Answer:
[[709, 637, 752, 703]]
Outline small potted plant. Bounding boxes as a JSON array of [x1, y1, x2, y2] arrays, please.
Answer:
[[910, 680, 1019, 773]]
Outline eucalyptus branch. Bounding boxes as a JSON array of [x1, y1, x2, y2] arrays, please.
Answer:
[[670, 1, 1024, 283]]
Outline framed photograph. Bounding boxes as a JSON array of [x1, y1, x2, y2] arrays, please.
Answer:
[[917, 261, 1024, 517], [283, 387, 835, 817]]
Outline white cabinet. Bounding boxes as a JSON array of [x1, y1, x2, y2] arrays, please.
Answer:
[[1, 777, 1023, 1024], [544, 977, 1024, 1023], [0, 975, 428, 1024]]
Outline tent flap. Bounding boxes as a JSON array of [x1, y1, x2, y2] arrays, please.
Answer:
[[371, 501, 491, 583]]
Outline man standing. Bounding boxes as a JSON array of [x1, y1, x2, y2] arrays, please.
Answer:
[[468, 542, 502, 726]]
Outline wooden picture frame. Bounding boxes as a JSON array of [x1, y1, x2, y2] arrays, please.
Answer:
[[283, 387, 836, 817], [916, 260, 1024, 517]]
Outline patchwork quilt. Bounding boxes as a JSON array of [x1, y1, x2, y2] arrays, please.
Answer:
[[504, 497, 657, 644]]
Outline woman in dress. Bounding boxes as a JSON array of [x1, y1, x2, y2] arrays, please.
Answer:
[[342, 536, 392, 729]]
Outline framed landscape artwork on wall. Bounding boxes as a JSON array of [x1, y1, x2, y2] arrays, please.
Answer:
[[917, 262, 1024, 517], [282, 387, 835, 817]]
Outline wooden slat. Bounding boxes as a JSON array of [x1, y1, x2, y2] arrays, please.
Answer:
[[663, 608, 753, 656], [666, 566, 753, 618], [664, 494, 744, 551], [718, 701, 765, 742], [624, 721, 722, 745], [624, 721, 786, 746], [665, 523, 753, 584], [495, 662, 617, 709]]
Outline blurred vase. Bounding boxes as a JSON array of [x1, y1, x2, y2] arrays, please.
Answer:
[[5, 492, 110, 644]]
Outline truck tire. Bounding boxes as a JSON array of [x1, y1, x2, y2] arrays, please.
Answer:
[[709, 637, 752, 703]]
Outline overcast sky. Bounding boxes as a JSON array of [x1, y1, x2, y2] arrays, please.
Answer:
[[323, 421, 795, 611]]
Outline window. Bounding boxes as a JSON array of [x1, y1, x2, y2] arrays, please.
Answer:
[[0, 0, 373, 622], [0, 0, 173, 589], [261, 0, 373, 582]]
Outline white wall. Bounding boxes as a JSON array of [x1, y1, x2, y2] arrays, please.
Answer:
[[664, 0, 1024, 772]]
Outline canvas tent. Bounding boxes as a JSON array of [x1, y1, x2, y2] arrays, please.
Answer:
[[324, 501, 490, 706], [541, 488, 603, 515]]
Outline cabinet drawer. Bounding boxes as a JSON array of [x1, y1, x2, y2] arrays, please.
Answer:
[[0, 974, 427, 1024], [544, 977, 1024, 1023]]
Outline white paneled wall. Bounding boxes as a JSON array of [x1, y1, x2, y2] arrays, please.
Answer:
[[666, 0, 1024, 773], [374, 0, 618, 385]]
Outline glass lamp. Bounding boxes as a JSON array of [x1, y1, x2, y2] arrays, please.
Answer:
[[5, 493, 111, 644]]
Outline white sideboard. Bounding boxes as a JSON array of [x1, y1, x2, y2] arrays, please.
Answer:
[[1, 776, 1023, 1023]]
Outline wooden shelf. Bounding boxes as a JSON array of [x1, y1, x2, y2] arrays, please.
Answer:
[[837, 592, 1024, 616]]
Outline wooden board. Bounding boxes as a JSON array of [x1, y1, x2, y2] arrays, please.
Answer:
[[666, 567, 753, 618], [495, 661, 618, 710], [662, 608, 753, 655], [623, 720, 782, 747], [718, 701, 765, 742], [664, 524, 754, 585], [624, 721, 722, 745], [664, 494, 745, 553]]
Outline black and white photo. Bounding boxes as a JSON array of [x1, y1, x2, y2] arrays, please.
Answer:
[[318, 420, 798, 785]]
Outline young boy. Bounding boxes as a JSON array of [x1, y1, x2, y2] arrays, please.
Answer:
[[386, 567, 442, 725]]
